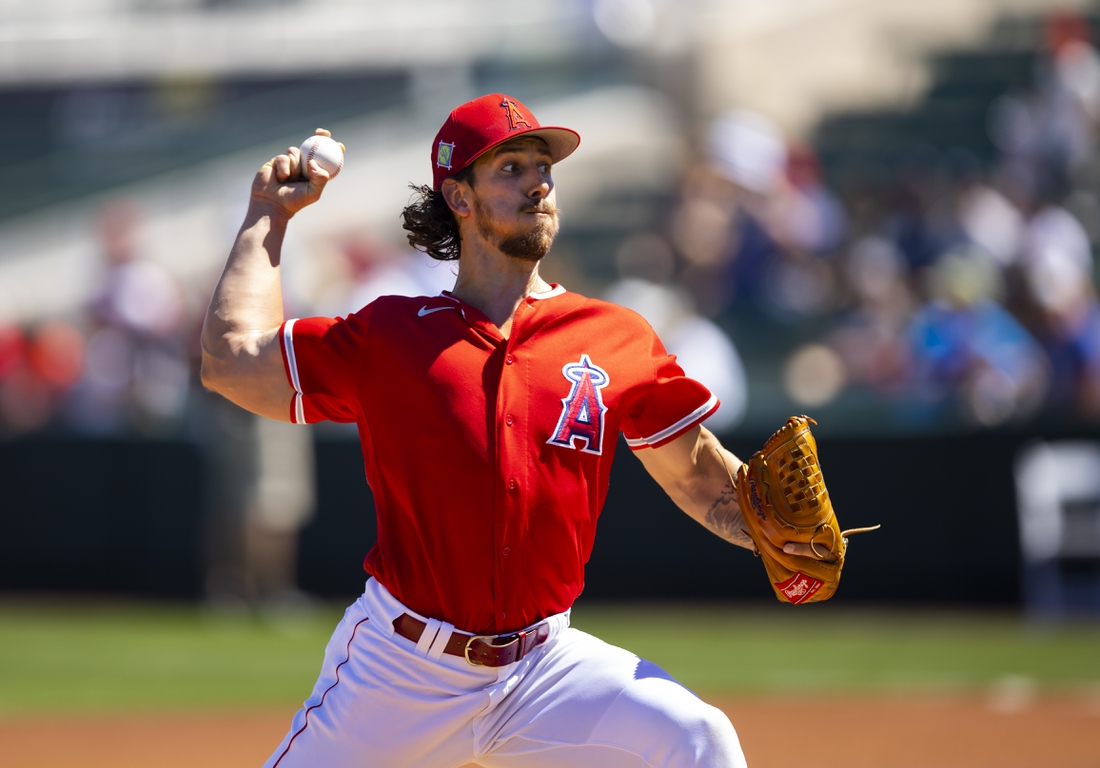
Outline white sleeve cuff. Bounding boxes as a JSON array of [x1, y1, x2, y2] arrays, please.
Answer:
[[283, 319, 306, 425], [624, 394, 719, 448]]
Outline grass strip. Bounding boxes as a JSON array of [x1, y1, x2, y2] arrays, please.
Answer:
[[1, 598, 1097, 714]]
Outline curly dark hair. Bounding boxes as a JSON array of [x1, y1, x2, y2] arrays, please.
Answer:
[[401, 165, 475, 262]]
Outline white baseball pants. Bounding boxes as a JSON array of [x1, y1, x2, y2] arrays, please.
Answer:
[[263, 579, 746, 768]]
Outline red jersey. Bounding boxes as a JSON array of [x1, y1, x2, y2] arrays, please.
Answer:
[[280, 285, 718, 633]]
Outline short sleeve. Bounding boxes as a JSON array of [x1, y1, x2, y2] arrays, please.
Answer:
[[280, 307, 372, 424], [619, 330, 719, 450]]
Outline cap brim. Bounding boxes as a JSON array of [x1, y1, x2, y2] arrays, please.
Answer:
[[525, 127, 581, 164], [466, 126, 581, 171]]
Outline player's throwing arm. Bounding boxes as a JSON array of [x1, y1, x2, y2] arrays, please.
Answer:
[[199, 130, 345, 421]]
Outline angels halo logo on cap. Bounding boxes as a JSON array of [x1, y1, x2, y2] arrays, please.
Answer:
[[430, 93, 581, 191]]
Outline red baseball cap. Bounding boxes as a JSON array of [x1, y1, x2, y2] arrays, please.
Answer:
[[431, 93, 581, 190]]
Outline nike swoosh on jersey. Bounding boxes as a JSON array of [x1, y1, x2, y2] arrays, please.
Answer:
[[418, 305, 456, 317]]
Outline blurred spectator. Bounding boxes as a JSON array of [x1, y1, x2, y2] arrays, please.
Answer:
[[1014, 202, 1100, 418], [707, 109, 789, 199], [246, 418, 317, 601], [29, 321, 85, 391], [604, 232, 747, 432], [758, 144, 847, 320], [906, 247, 1048, 426], [956, 180, 1024, 270], [198, 397, 317, 609], [0, 323, 23, 382], [315, 233, 456, 317], [66, 199, 189, 435], [1021, 203, 1093, 302], [0, 322, 34, 432], [676, 111, 847, 322], [671, 109, 788, 317], [879, 164, 943, 275], [1036, 10, 1100, 179], [191, 268, 319, 608], [765, 144, 847, 256], [0, 320, 85, 434], [828, 236, 916, 397]]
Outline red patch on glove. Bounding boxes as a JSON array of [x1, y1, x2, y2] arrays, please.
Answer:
[[775, 573, 824, 605]]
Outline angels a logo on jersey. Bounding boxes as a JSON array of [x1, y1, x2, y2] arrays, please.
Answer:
[[547, 354, 609, 455]]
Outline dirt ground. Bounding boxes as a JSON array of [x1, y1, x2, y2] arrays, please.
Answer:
[[3, 693, 1099, 767]]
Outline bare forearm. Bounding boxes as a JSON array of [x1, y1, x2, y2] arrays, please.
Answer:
[[699, 456, 754, 550], [635, 426, 755, 551], [693, 435, 754, 550], [202, 203, 288, 364], [199, 201, 296, 420]]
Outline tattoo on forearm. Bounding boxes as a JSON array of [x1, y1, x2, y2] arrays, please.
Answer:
[[705, 480, 754, 549]]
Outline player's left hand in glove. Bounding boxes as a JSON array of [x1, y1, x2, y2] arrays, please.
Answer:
[[732, 415, 879, 604]]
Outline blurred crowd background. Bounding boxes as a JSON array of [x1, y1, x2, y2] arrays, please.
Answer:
[[4, 0, 1100, 439], [2, 0, 1100, 610]]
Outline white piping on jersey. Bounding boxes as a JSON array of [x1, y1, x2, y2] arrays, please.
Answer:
[[433, 293, 466, 321], [624, 394, 719, 448], [528, 284, 566, 300], [294, 390, 305, 425], [283, 319, 306, 425]]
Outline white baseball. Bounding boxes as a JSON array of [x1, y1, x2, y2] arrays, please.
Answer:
[[299, 135, 344, 179]]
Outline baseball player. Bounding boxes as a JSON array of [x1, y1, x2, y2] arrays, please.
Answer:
[[201, 94, 829, 767]]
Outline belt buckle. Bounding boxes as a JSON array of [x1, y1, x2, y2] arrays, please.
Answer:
[[464, 632, 521, 666]]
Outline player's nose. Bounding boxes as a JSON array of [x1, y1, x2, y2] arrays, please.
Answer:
[[527, 172, 552, 200]]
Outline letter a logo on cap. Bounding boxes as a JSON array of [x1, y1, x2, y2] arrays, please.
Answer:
[[436, 140, 455, 169], [501, 99, 532, 131]]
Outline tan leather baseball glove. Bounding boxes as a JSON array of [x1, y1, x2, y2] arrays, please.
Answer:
[[733, 416, 878, 604]]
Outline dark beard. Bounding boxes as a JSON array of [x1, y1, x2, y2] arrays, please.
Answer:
[[475, 197, 560, 262], [498, 223, 556, 262]]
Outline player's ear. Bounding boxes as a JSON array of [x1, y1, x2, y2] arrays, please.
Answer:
[[440, 177, 472, 218]]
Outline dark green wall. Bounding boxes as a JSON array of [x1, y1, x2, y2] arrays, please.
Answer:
[[0, 431, 1074, 605]]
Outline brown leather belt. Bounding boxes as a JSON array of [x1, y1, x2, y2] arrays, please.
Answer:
[[392, 613, 550, 667]]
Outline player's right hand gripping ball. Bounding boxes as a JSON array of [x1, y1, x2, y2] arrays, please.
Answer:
[[736, 416, 877, 604], [299, 135, 344, 179]]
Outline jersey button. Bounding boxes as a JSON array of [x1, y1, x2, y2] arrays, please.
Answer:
[[502, 546, 511, 556], [505, 414, 515, 426], [505, 354, 515, 365], [507, 478, 518, 492]]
